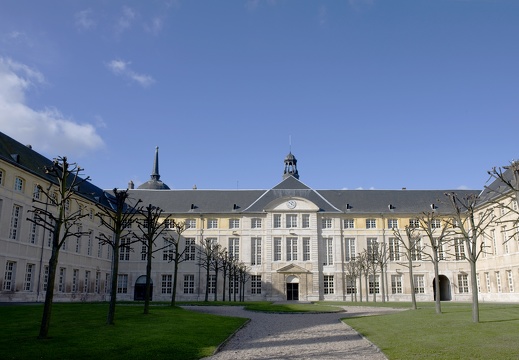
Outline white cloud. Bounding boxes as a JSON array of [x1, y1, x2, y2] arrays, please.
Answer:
[[144, 17, 164, 35], [106, 59, 155, 87], [319, 5, 328, 25], [75, 9, 96, 31], [115, 6, 138, 35], [0, 57, 104, 157]]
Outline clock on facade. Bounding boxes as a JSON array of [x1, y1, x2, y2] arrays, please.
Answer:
[[286, 200, 297, 209]]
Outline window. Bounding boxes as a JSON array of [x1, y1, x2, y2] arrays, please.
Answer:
[[229, 238, 240, 261], [411, 238, 422, 261], [105, 273, 111, 294], [89, 208, 94, 220], [75, 236, 81, 254], [389, 238, 400, 261], [454, 238, 465, 260], [9, 204, 22, 240], [117, 274, 128, 293], [367, 238, 378, 261], [458, 274, 469, 293], [30, 213, 39, 244], [58, 267, 66, 292], [273, 214, 281, 228], [230, 278, 239, 294], [3, 261, 16, 291], [97, 240, 103, 258], [229, 219, 240, 229], [122, 220, 132, 230], [366, 219, 377, 229], [72, 269, 79, 293], [496, 271, 502, 293], [345, 238, 356, 261], [184, 238, 196, 261], [120, 238, 131, 261], [322, 218, 332, 229], [324, 275, 334, 294], [302, 214, 310, 228], [43, 266, 49, 292], [95, 272, 100, 293], [485, 272, 491, 292], [391, 274, 402, 294], [414, 275, 425, 294], [438, 241, 445, 260], [141, 244, 147, 261], [251, 275, 262, 294], [207, 219, 218, 229], [491, 229, 497, 255], [163, 239, 174, 261], [324, 237, 333, 266], [251, 218, 262, 229], [477, 273, 481, 292], [303, 237, 311, 261], [346, 276, 356, 294], [286, 237, 298, 261], [208, 274, 216, 294], [84, 271, 90, 293], [431, 219, 441, 229], [24, 264, 34, 291], [502, 227, 509, 254], [106, 239, 112, 260], [186, 219, 196, 229], [387, 219, 398, 229], [274, 237, 282, 261], [409, 218, 420, 228], [14, 177, 24, 192], [183, 274, 195, 294], [87, 231, 93, 256], [507, 270, 514, 292], [251, 237, 261, 265], [369, 275, 380, 294], [286, 214, 297, 228], [33, 184, 41, 200], [343, 219, 354, 229], [0, 169, 3, 185]]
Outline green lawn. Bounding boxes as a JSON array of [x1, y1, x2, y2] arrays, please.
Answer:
[[340, 302, 519, 360], [0, 303, 247, 360]]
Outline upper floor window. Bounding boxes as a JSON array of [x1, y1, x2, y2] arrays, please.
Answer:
[[409, 219, 420, 228], [185, 219, 196, 229], [366, 219, 377, 229], [431, 219, 441, 229], [251, 218, 262, 229], [207, 219, 218, 229], [344, 219, 354, 229], [14, 177, 24, 192], [302, 214, 310, 228], [286, 214, 297, 228], [0, 169, 4, 185], [387, 219, 398, 229], [33, 184, 41, 200], [322, 218, 332, 229], [229, 219, 240, 229], [273, 214, 281, 228]]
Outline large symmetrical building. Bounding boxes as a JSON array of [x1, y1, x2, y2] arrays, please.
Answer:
[[1, 131, 518, 303]]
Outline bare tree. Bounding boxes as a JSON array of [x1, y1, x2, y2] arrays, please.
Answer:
[[392, 225, 422, 310], [374, 241, 390, 303], [445, 192, 495, 323], [197, 237, 218, 301], [96, 189, 141, 325], [418, 211, 450, 314], [344, 260, 360, 302], [164, 221, 187, 306], [134, 204, 171, 314], [238, 262, 250, 302], [28, 157, 91, 339], [356, 252, 367, 302], [209, 243, 224, 301]]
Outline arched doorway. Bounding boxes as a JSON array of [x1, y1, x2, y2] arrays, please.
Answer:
[[432, 275, 451, 301], [134, 275, 153, 301], [286, 275, 299, 301]]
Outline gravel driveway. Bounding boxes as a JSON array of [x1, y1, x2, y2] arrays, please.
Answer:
[[183, 305, 401, 360]]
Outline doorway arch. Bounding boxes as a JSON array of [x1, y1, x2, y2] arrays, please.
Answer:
[[432, 275, 451, 301], [134, 275, 153, 301], [286, 275, 299, 301]]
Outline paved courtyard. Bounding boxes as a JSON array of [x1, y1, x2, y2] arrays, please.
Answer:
[[184, 305, 402, 360]]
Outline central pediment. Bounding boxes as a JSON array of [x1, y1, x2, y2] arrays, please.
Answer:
[[276, 263, 311, 273]]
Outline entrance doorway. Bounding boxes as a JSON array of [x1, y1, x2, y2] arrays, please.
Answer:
[[287, 283, 299, 300], [433, 275, 451, 301], [134, 275, 153, 301]]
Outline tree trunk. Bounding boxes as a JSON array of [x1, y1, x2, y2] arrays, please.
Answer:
[[204, 262, 210, 302], [222, 266, 227, 302], [364, 272, 369, 302], [470, 260, 480, 323], [433, 251, 442, 314], [107, 238, 120, 325], [358, 268, 363, 303], [38, 248, 59, 339], [408, 250, 417, 310], [171, 256, 179, 306], [144, 244, 152, 314], [214, 267, 219, 302]]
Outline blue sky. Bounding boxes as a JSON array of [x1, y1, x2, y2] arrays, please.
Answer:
[[1, 0, 518, 191]]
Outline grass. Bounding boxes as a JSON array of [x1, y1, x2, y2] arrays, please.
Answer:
[[179, 300, 344, 313], [0, 303, 247, 360], [339, 302, 519, 360]]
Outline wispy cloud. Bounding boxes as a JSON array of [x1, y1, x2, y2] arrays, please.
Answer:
[[349, 0, 374, 11], [115, 6, 138, 35], [319, 5, 328, 25], [75, 9, 96, 31], [107, 59, 155, 87], [0, 57, 104, 157], [144, 16, 165, 35]]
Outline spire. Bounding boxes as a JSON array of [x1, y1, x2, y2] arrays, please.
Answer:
[[283, 152, 299, 180], [151, 146, 160, 181]]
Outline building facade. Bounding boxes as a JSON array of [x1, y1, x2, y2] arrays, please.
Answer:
[[1, 131, 518, 303]]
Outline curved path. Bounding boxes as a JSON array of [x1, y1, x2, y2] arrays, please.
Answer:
[[184, 305, 401, 360]]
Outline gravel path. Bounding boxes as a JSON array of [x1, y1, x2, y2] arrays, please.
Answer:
[[184, 305, 402, 360]]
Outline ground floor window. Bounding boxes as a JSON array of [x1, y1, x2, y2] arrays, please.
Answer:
[[162, 274, 172, 294], [346, 276, 356, 294], [458, 274, 469, 293], [117, 274, 128, 294], [369, 275, 380, 294], [324, 275, 334, 294], [184, 274, 195, 294], [208, 274, 216, 294], [3, 261, 16, 291], [391, 274, 402, 294], [414, 275, 425, 294], [251, 275, 261, 294]]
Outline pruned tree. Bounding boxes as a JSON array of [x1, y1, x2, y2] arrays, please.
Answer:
[[96, 188, 141, 325], [445, 191, 495, 323], [28, 156, 91, 339], [344, 259, 360, 302], [209, 243, 224, 301], [356, 252, 367, 302], [374, 241, 390, 303], [418, 211, 450, 314], [220, 250, 230, 302], [135, 204, 171, 314], [238, 262, 250, 302], [164, 220, 187, 306], [197, 237, 218, 301], [392, 224, 422, 310]]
